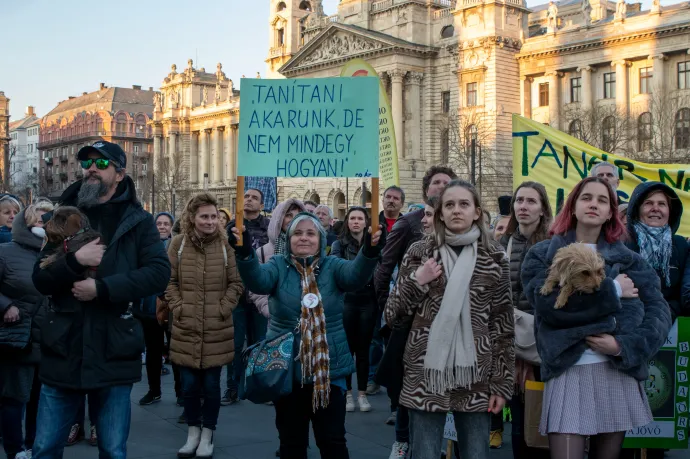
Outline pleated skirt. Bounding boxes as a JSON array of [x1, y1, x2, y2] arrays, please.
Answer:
[[539, 362, 653, 436]]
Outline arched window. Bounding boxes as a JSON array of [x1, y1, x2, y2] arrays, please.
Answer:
[[277, 28, 285, 46], [638, 112, 652, 152], [602, 116, 616, 152], [465, 124, 478, 150], [299, 1, 311, 11], [675, 108, 690, 150], [441, 25, 455, 38], [116, 113, 127, 135], [569, 119, 582, 140], [276, 1, 287, 11], [309, 193, 320, 204], [441, 129, 449, 164]]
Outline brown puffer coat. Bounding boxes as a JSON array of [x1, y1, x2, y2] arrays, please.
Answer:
[[165, 231, 244, 369]]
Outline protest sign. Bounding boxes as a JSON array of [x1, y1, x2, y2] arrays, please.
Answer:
[[443, 412, 457, 441], [624, 318, 690, 449], [512, 114, 690, 235], [238, 77, 379, 179], [340, 58, 400, 188]]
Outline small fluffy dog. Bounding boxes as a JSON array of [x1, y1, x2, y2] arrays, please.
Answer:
[[540, 243, 606, 309], [40, 206, 101, 276]]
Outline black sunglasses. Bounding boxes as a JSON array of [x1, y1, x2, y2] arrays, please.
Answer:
[[80, 158, 111, 170]]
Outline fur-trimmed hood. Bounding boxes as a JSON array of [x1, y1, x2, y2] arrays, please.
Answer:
[[267, 199, 306, 244]]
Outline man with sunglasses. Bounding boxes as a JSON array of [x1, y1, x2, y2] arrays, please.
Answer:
[[31, 141, 171, 459]]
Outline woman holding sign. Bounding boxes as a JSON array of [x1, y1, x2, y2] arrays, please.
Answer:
[[384, 180, 515, 459], [231, 213, 383, 459], [521, 177, 672, 459]]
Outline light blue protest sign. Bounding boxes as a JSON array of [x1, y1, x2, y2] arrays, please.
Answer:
[[238, 77, 379, 178]]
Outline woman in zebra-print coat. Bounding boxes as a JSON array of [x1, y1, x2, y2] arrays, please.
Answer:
[[384, 180, 515, 459]]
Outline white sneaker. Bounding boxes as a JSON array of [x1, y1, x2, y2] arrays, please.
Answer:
[[25, 450, 32, 459], [345, 392, 355, 412], [195, 427, 214, 459], [358, 394, 372, 412], [388, 441, 409, 459], [177, 426, 201, 458], [15, 452, 29, 459]]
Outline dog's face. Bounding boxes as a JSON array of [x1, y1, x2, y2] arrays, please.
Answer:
[[552, 243, 606, 293], [44, 206, 91, 245]]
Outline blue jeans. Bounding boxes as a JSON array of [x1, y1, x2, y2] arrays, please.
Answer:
[[180, 366, 222, 430], [409, 409, 490, 459], [32, 384, 133, 459], [227, 300, 267, 391]]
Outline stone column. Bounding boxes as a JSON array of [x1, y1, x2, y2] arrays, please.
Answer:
[[390, 69, 406, 159], [214, 127, 224, 183], [649, 54, 666, 93], [168, 132, 176, 158], [190, 132, 199, 184], [578, 66, 594, 110], [612, 60, 629, 114], [406, 72, 423, 160], [546, 71, 562, 129], [153, 135, 162, 170], [520, 76, 533, 118], [228, 125, 237, 181], [199, 129, 209, 182]]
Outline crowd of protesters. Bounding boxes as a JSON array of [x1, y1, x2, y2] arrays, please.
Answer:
[[0, 140, 685, 459]]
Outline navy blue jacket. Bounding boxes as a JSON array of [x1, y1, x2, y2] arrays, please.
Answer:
[[522, 231, 672, 382], [626, 181, 690, 320], [32, 176, 171, 390]]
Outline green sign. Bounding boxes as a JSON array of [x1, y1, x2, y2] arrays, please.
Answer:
[[623, 318, 690, 449], [238, 77, 379, 179]]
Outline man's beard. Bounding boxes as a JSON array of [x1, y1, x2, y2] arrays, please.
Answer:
[[77, 176, 112, 208]]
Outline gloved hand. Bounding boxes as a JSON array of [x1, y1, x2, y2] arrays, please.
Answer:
[[228, 226, 254, 259], [362, 225, 385, 258]]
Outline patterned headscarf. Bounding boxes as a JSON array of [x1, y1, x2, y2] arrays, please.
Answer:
[[292, 255, 331, 411], [633, 221, 673, 286]]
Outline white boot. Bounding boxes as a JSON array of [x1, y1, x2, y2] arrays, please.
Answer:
[[177, 426, 201, 458], [195, 427, 214, 459]]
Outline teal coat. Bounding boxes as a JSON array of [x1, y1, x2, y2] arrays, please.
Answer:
[[236, 231, 379, 381]]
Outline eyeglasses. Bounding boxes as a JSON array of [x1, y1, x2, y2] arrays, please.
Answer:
[[80, 158, 111, 170]]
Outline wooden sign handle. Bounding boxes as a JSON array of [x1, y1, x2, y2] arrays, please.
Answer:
[[235, 176, 245, 247], [371, 178, 379, 245]]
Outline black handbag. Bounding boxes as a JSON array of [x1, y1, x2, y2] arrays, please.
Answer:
[[0, 313, 32, 352]]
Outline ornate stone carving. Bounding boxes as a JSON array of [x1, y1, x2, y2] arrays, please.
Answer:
[[153, 92, 161, 111], [301, 32, 384, 65], [215, 63, 226, 81], [651, 0, 662, 14], [202, 86, 208, 105], [388, 69, 407, 83], [215, 82, 222, 101], [168, 64, 177, 80], [227, 80, 234, 100], [406, 72, 424, 85], [582, 0, 592, 27], [614, 0, 627, 21]]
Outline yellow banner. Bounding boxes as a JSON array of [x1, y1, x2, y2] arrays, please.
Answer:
[[341, 58, 400, 188], [512, 114, 690, 235]]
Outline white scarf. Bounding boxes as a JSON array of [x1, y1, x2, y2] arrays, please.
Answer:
[[423, 225, 481, 394]]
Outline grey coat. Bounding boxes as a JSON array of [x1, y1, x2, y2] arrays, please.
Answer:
[[499, 230, 532, 313], [521, 231, 672, 382], [0, 210, 46, 402]]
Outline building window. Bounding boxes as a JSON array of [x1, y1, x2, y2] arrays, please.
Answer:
[[602, 116, 616, 152], [570, 77, 581, 103], [465, 124, 478, 150], [640, 67, 653, 94], [569, 119, 582, 140], [638, 112, 652, 152], [134, 144, 140, 153], [676, 108, 690, 149], [604, 72, 616, 99], [298, 1, 311, 11], [440, 129, 449, 163], [679, 61, 690, 90], [441, 91, 450, 114], [277, 1, 286, 11], [539, 83, 549, 106], [277, 28, 285, 46], [466, 83, 478, 107], [441, 25, 455, 38]]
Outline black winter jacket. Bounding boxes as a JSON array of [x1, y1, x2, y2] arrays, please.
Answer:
[[32, 177, 171, 390], [0, 210, 47, 363], [374, 209, 424, 313], [331, 234, 378, 306], [522, 231, 672, 382], [499, 230, 532, 313], [625, 181, 690, 321]]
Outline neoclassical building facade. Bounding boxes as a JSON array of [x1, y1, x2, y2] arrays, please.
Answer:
[[154, 0, 690, 215], [150, 60, 240, 213]]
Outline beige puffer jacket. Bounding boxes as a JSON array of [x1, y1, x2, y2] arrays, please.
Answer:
[[165, 230, 244, 369]]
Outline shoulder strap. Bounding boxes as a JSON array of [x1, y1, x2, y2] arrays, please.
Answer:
[[223, 243, 228, 268], [507, 236, 513, 260], [178, 236, 186, 259], [260, 246, 266, 264]]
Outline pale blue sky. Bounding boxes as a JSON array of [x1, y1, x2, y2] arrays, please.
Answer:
[[2, 0, 659, 121]]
